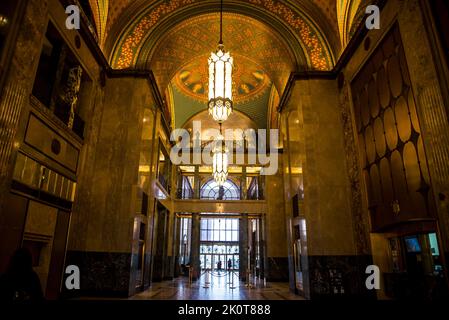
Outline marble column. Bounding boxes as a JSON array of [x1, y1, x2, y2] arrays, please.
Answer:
[[173, 216, 181, 277], [176, 168, 183, 199], [194, 166, 200, 199], [190, 213, 201, 280], [65, 75, 153, 296], [152, 208, 167, 282], [165, 210, 176, 280], [258, 175, 265, 200], [241, 167, 247, 200], [258, 217, 266, 278], [239, 214, 249, 281]]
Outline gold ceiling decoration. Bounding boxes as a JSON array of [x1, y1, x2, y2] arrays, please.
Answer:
[[88, 0, 108, 46], [96, 0, 343, 52], [149, 13, 294, 98], [107, 0, 337, 71], [337, 0, 363, 47], [173, 54, 270, 105], [90, 1, 367, 65]]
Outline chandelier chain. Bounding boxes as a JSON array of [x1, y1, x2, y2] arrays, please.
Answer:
[[220, 0, 223, 44]]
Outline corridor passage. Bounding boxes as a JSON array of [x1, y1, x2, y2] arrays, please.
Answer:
[[1, 0, 449, 304], [131, 274, 303, 300]]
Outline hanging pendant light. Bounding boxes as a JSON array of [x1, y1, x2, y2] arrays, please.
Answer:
[[208, 0, 233, 123], [212, 124, 229, 186]]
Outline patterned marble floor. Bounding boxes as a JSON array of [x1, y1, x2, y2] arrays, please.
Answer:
[[131, 272, 304, 300]]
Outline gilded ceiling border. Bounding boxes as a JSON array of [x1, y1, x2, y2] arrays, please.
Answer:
[[109, 0, 335, 71]]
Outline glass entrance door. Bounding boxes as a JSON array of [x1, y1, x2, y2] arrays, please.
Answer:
[[199, 217, 240, 272], [200, 244, 240, 271]]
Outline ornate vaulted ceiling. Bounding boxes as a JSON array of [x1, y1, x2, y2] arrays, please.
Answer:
[[88, 0, 368, 62], [160, 13, 287, 129], [174, 56, 270, 105], [86, 0, 369, 129], [104, 0, 340, 70], [150, 13, 292, 97]]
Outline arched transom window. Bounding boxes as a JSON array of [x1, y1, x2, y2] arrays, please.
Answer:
[[200, 179, 240, 200]]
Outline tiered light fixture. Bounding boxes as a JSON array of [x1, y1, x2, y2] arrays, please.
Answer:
[[209, 0, 232, 186], [208, 0, 233, 123], [212, 124, 229, 186]]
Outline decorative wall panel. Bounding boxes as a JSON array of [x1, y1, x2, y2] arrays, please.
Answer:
[[351, 24, 436, 231], [24, 114, 80, 173], [0, 83, 26, 176]]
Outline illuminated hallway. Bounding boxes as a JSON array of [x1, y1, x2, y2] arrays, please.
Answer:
[[0, 0, 449, 302]]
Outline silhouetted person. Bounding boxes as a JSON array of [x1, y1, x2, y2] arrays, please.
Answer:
[[227, 259, 232, 270], [0, 248, 44, 301]]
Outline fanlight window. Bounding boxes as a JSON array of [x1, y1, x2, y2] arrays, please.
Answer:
[[200, 179, 240, 200]]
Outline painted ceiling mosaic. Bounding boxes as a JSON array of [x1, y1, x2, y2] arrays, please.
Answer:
[[151, 13, 285, 129], [107, 0, 336, 71], [89, 0, 366, 67], [86, 0, 367, 129], [173, 53, 271, 104], [98, 0, 339, 41], [170, 79, 272, 130], [146, 13, 288, 95]]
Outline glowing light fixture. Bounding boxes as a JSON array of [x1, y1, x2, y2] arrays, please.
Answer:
[[208, 0, 233, 123], [212, 125, 229, 186], [0, 15, 9, 28]]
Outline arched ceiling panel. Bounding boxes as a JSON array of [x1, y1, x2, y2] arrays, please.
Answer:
[[173, 54, 271, 106], [89, 1, 366, 63], [148, 13, 292, 96], [107, 0, 336, 73], [153, 13, 283, 130], [88, 0, 108, 46], [97, 1, 341, 49], [337, 0, 358, 47]]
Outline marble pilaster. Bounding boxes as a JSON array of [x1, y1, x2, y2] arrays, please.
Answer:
[[190, 213, 201, 280]]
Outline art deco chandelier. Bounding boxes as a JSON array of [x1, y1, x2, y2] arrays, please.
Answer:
[[209, 0, 232, 186]]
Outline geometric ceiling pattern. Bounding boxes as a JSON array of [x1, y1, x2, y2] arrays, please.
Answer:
[[86, 0, 366, 130], [337, 0, 366, 47], [149, 13, 293, 95], [88, 0, 108, 46], [173, 54, 270, 105], [170, 78, 273, 130], [107, 0, 337, 71], [157, 13, 286, 130], [86, 0, 367, 69], [105, 0, 341, 44]]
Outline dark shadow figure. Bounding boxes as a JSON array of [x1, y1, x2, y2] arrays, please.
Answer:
[[0, 248, 44, 301]]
